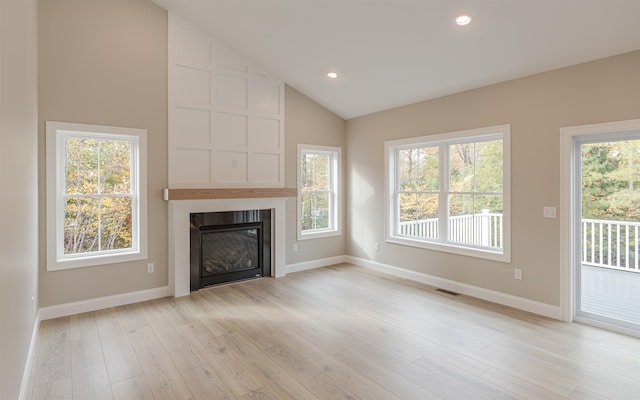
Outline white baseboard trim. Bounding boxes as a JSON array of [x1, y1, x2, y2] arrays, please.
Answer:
[[18, 312, 40, 400], [39, 286, 172, 321], [35, 255, 560, 318], [346, 256, 562, 320], [285, 255, 348, 274]]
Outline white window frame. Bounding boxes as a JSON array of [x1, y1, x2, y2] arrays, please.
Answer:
[[297, 144, 342, 240], [385, 124, 511, 262], [46, 121, 148, 271]]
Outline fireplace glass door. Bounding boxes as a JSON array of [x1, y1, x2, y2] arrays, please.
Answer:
[[199, 222, 263, 287]]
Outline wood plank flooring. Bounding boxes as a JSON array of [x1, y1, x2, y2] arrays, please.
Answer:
[[26, 264, 640, 399]]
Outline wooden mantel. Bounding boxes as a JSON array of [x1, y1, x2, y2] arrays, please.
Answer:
[[163, 188, 297, 201]]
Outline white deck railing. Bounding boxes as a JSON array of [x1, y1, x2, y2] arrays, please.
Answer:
[[399, 210, 503, 250], [582, 218, 639, 273], [400, 215, 640, 273]]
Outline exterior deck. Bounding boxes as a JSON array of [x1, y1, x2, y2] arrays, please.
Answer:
[[581, 265, 640, 326]]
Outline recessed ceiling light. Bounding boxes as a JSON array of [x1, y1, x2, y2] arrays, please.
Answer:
[[456, 15, 471, 26], [327, 72, 338, 79]]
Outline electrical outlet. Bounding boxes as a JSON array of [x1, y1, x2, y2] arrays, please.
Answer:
[[514, 268, 523, 280], [31, 296, 36, 313], [374, 242, 380, 251], [543, 206, 557, 218], [147, 263, 154, 273], [293, 243, 298, 252]]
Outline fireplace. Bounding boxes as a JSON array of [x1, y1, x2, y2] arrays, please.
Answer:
[[167, 196, 288, 297], [190, 210, 271, 290]]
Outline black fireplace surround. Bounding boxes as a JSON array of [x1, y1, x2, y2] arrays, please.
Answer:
[[190, 210, 271, 290]]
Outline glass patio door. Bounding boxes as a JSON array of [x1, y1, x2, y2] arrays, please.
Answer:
[[575, 136, 640, 333]]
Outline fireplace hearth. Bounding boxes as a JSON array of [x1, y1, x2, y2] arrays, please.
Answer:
[[190, 210, 271, 290]]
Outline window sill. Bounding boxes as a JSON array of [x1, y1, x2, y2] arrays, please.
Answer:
[[298, 229, 342, 241], [47, 250, 147, 271], [386, 236, 510, 263]]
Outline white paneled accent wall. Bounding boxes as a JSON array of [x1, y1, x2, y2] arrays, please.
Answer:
[[169, 14, 285, 188]]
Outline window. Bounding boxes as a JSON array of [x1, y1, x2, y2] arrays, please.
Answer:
[[297, 144, 341, 240], [46, 121, 147, 270], [386, 125, 510, 262]]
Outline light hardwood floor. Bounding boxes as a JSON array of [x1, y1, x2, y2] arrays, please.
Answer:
[[27, 264, 640, 400]]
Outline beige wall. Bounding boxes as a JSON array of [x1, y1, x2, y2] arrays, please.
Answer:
[[346, 50, 640, 306], [285, 86, 347, 264], [0, 1, 39, 398], [38, 0, 168, 306]]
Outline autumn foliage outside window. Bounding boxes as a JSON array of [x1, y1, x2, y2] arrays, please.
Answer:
[[63, 137, 133, 254]]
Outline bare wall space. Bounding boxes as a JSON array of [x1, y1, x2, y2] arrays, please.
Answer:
[[0, 2, 38, 399]]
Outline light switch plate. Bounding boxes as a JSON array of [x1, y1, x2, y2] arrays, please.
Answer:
[[543, 206, 557, 218]]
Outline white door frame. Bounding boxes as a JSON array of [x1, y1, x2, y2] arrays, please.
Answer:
[[560, 119, 640, 324]]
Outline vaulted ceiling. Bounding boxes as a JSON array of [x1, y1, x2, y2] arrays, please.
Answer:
[[151, 0, 640, 119]]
